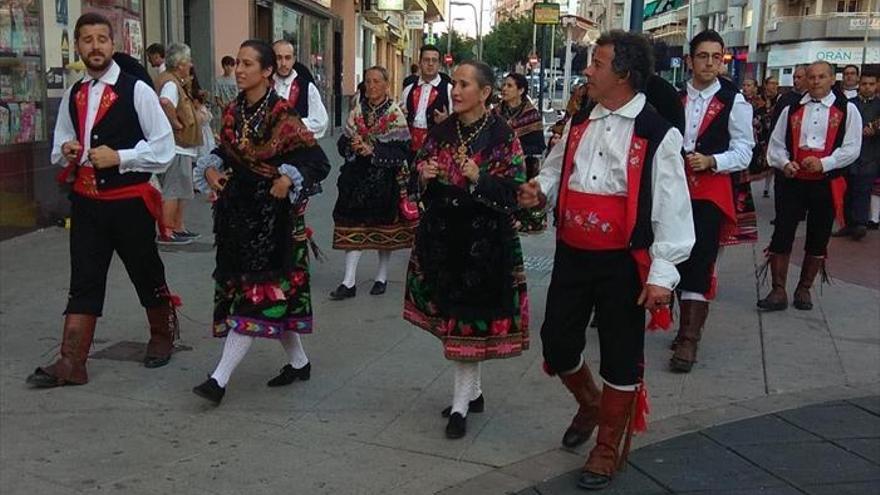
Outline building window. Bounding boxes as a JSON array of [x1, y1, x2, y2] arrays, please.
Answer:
[[836, 0, 860, 12]]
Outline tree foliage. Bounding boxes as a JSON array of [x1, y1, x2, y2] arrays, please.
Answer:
[[482, 14, 565, 71], [435, 31, 477, 65]]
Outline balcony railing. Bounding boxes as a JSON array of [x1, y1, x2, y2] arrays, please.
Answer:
[[764, 12, 878, 44]]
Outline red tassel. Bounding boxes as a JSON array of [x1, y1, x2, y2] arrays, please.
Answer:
[[541, 361, 556, 377], [168, 293, 183, 307], [305, 227, 314, 239], [646, 307, 672, 331], [705, 272, 718, 300], [632, 383, 650, 433]]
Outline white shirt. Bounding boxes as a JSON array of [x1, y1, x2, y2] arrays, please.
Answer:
[[158, 78, 198, 157], [767, 92, 863, 172], [400, 74, 453, 129], [683, 79, 754, 173], [274, 69, 328, 138], [51, 61, 175, 173], [537, 93, 695, 290], [843, 88, 858, 100]]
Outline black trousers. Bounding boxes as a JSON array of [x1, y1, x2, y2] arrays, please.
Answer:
[[677, 200, 723, 294], [844, 173, 876, 227], [66, 194, 169, 316], [540, 242, 645, 386], [768, 178, 835, 257]]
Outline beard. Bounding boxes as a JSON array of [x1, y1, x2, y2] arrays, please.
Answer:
[[84, 53, 112, 72], [276, 67, 292, 78]]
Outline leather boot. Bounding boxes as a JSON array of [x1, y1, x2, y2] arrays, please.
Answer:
[[144, 303, 177, 368], [578, 386, 637, 490], [26, 314, 97, 387], [669, 300, 708, 373], [757, 253, 791, 311], [793, 255, 823, 311], [559, 363, 602, 448], [670, 296, 692, 350]]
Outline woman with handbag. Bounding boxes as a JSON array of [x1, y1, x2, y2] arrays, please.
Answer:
[[404, 60, 529, 439], [190, 40, 330, 404], [329, 66, 417, 300]]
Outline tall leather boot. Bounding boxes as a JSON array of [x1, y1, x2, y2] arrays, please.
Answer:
[[757, 253, 790, 311], [793, 255, 824, 311], [144, 302, 178, 368], [578, 385, 638, 490], [670, 296, 692, 350], [669, 300, 709, 373], [559, 363, 602, 448], [26, 314, 97, 387]]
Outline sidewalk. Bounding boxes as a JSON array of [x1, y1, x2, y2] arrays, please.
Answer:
[[1, 134, 878, 494]]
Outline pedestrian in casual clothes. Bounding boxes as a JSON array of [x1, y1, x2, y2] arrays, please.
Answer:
[[156, 43, 202, 244], [191, 40, 330, 405], [833, 72, 879, 240], [27, 13, 178, 387]]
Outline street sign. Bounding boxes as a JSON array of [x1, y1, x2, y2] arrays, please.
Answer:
[[670, 57, 681, 68], [377, 0, 405, 10], [404, 11, 424, 30], [444, 53, 453, 65], [533, 2, 561, 25]]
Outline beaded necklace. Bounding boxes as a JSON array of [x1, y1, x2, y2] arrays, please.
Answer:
[[455, 112, 490, 166], [235, 88, 273, 149]]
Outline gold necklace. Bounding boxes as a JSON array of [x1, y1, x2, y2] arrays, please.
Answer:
[[238, 90, 272, 149], [455, 112, 490, 166]]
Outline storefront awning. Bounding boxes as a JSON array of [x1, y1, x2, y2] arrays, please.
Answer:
[[767, 40, 880, 67]]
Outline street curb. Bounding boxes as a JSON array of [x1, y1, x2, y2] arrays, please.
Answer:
[[435, 381, 880, 495]]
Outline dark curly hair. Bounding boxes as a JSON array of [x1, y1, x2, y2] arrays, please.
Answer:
[[594, 30, 654, 92]]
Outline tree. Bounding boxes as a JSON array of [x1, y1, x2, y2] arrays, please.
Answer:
[[482, 15, 564, 71], [435, 31, 477, 66]]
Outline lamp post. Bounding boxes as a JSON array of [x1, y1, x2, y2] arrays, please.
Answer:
[[450, 1, 483, 60]]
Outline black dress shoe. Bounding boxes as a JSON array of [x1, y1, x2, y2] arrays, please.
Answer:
[[267, 362, 311, 387], [25, 368, 68, 388], [445, 412, 467, 439], [192, 377, 225, 404], [329, 284, 356, 300], [144, 355, 171, 369], [867, 221, 879, 230], [369, 281, 387, 295], [562, 425, 595, 449], [441, 394, 484, 417], [578, 471, 612, 490]]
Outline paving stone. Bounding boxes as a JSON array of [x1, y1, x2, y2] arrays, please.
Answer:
[[835, 438, 880, 465], [776, 403, 880, 440], [634, 432, 718, 452], [629, 443, 784, 493], [676, 487, 803, 495], [733, 441, 880, 486], [801, 481, 880, 495], [703, 415, 821, 446], [847, 395, 880, 416], [533, 468, 669, 495]]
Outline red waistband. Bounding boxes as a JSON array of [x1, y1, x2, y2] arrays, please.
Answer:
[[557, 191, 628, 250], [793, 148, 829, 180]]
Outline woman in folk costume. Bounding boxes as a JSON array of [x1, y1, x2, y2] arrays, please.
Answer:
[[495, 72, 548, 233], [404, 60, 529, 439], [329, 66, 417, 300], [190, 40, 330, 404]]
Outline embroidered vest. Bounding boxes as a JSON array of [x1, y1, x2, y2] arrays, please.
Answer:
[[405, 77, 450, 129], [784, 94, 849, 180], [68, 72, 150, 190]]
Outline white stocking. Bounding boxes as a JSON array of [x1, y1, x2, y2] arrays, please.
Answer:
[[451, 362, 481, 417], [375, 250, 391, 283], [871, 195, 880, 223], [210, 331, 254, 387], [342, 250, 362, 288], [279, 332, 309, 369]]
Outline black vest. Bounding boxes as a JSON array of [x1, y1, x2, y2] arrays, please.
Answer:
[[290, 62, 315, 118], [405, 76, 451, 128], [69, 72, 150, 190], [680, 78, 738, 156], [784, 93, 850, 179], [556, 100, 673, 250]]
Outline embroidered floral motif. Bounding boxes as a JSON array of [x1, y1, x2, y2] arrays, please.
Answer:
[[563, 208, 615, 234]]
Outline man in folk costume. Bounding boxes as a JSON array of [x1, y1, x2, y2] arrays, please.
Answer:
[[671, 30, 754, 373], [272, 39, 328, 139], [27, 13, 178, 388], [758, 61, 862, 311], [400, 44, 452, 153], [519, 31, 694, 491]]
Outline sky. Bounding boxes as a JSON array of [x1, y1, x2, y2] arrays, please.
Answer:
[[430, 0, 494, 39]]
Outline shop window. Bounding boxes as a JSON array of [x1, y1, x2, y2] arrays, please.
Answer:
[[836, 0, 860, 12], [1, 0, 45, 145]]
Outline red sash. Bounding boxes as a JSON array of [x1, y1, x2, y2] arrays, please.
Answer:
[[683, 95, 737, 241], [557, 118, 670, 330], [408, 83, 438, 151], [287, 80, 300, 109], [788, 104, 847, 226]]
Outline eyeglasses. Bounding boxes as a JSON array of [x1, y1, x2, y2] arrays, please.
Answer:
[[421, 57, 439, 64]]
